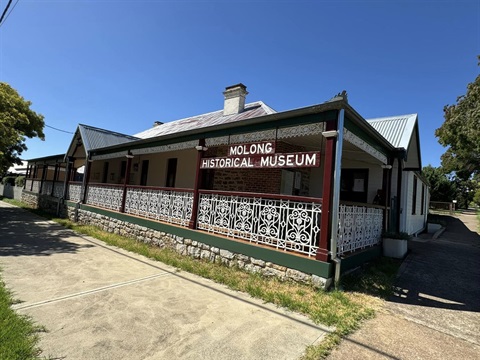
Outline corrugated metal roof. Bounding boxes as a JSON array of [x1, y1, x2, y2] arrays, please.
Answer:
[[366, 114, 417, 149], [78, 124, 139, 152], [134, 101, 276, 139]]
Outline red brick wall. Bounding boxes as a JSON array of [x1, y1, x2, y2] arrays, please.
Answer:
[[205, 141, 311, 196]]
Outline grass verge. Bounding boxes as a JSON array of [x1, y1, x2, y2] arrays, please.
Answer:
[[0, 273, 44, 360], [0, 198, 401, 359]]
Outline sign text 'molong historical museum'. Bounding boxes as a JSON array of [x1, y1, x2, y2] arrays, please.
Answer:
[[200, 141, 321, 169]]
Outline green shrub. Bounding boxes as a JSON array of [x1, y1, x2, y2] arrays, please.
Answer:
[[1, 177, 15, 186], [15, 176, 25, 187]]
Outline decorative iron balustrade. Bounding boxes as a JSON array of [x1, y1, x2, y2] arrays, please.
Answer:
[[125, 186, 194, 226], [53, 183, 65, 198], [42, 181, 53, 195], [31, 180, 40, 194], [337, 204, 383, 255], [85, 183, 123, 211], [197, 191, 322, 257], [67, 183, 82, 202]]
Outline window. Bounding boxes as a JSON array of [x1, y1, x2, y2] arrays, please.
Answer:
[[412, 175, 417, 215], [340, 169, 369, 203], [166, 158, 177, 187]]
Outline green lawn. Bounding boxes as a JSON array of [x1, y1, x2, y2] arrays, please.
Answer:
[[0, 274, 44, 360], [0, 197, 401, 359]]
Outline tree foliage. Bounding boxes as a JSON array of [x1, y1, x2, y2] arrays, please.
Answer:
[[436, 57, 480, 178], [423, 165, 478, 208], [0, 83, 45, 175], [422, 165, 457, 202]]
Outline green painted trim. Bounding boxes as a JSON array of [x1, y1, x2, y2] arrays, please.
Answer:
[[340, 246, 382, 273], [344, 117, 393, 158], [94, 111, 338, 156], [79, 204, 332, 278], [65, 200, 77, 207]]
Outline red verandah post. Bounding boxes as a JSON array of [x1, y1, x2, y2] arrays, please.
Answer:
[[120, 153, 133, 213], [316, 119, 338, 261], [189, 139, 206, 229]]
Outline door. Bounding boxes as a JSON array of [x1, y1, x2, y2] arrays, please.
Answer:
[[140, 160, 149, 186], [102, 162, 109, 183]]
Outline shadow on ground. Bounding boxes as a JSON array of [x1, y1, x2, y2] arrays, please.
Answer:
[[389, 214, 480, 312], [0, 206, 93, 257]]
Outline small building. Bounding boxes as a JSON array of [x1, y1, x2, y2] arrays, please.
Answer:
[[23, 84, 429, 287]]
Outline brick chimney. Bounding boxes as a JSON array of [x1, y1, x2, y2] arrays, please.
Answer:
[[223, 83, 248, 115]]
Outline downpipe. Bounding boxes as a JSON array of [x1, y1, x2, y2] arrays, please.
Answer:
[[331, 108, 345, 289]]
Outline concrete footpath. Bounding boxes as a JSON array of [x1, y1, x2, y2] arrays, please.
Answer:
[[0, 201, 330, 360], [329, 211, 480, 360]]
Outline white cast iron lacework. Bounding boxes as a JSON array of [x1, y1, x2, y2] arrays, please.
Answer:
[[85, 184, 123, 211], [337, 204, 383, 255], [124, 188, 193, 226], [206, 123, 325, 147], [53, 183, 65, 198], [343, 128, 388, 164], [92, 151, 128, 161], [277, 123, 325, 139], [68, 183, 82, 202], [205, 136, 230, 147], [197, 193, 321, 257], [31, 180, 40, 194], [42, 181, 53, 195], [130, 140, 199, 156], [229, 129, 276, 144]]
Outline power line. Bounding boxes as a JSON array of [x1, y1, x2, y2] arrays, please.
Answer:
[[0, 0, 19, 28], [0, 0, 13, 25], [45, 124, 74, 134]]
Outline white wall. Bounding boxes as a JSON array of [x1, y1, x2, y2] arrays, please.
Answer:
[[129, 149, 197, 187], [88, 149, 197, 188], [309, 152, 384, 203], [403, 171, 428, 235]]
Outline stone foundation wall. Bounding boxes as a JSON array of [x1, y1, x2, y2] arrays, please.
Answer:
[[38, 195, 63, 215], [73, 207, 329, 289], [21, 191, 68, 217], [21, 191, 40, 208]]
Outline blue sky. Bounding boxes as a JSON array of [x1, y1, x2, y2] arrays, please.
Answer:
[[0, 0, 478, 167]]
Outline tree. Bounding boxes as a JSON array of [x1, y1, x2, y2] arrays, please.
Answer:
[[0, 83, 45, 175], [435, 57, 480, 178], [422, 165, 457, 202]]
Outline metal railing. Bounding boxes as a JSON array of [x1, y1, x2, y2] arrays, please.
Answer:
[[197, 190, 322, 257], [337, 202, 384, 255], [67, 182, 83, 202], [124, 186, 194, 227], [84, 183, 124, 211]]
